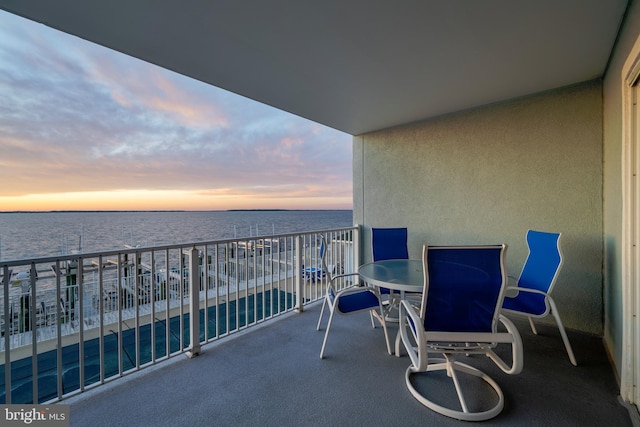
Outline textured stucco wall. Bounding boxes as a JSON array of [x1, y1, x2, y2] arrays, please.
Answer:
[[354, 81, 603, 334], [603, 0, 640, 379]]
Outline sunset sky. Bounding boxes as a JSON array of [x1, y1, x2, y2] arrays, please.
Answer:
[[0, 11, 353, 212]]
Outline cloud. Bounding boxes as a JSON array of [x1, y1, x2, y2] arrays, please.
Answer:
[[0, 11, 352, 210], [86, 54, 230, 129]]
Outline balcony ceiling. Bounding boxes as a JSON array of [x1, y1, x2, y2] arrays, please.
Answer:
[[0, 0, 629, 135]]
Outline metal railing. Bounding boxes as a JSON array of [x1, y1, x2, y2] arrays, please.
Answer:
[[0, 226, 359, 404]]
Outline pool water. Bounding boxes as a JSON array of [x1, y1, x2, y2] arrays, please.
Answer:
[[0, 289, 294, 403]]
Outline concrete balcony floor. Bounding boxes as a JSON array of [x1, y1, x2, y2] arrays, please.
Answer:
[[67, 302, 634, 426]]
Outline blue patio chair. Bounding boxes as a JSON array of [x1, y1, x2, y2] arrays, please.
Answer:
[[372, 227, 409, 262], [371, 227, 415, 316], [316, 235, 391, 358], [502, 229, 577, 366], [399, 244, 523, 421], [303, 238, 327, 282]]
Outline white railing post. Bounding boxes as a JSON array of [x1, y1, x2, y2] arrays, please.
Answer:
[[354, 225, 362, 284], [3, 265, 11, 404], [187, 246, 201, 358], [295, 235, 303, 313]]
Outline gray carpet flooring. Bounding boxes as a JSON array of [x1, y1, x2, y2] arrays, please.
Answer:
[[65, 303, 634, 426]]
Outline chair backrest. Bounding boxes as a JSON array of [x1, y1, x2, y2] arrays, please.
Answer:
[[372, 227, 409, 261], [319, 235, 333, 280], [421, 244, 507, 333], [517, 230, 563, 294], [319, 237, 326, 261]]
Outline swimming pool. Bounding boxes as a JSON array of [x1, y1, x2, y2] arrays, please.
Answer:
[[0, 289, 294, 403]]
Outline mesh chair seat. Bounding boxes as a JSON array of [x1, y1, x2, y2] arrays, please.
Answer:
[[334, 289, 381, 313], [502, 291, 547, 316]]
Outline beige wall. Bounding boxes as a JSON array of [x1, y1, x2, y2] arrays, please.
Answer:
[[603, 0, 640, 378], [354, 81, 603, 334]]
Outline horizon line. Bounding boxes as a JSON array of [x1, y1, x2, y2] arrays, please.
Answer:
[[0, 208, 354, 214]]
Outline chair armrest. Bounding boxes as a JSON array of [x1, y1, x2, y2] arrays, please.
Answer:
[[486, 315, 523, 375], [399, 299, 427, 370], [329, 272, 365, 289], [400, 298, 421, 324], [399, 301, 523, 375], [332, 285, 374, 298], [505, 286, 548, 297], [330, 272, 360, 281]]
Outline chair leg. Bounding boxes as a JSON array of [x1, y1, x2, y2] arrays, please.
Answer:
[[368, 311, 376, 328], [319, 309, 336, 359], [445, 356, 470, 413], [380, 318, 392, 355], [548, 298, 577, 366], [381, 292, 401, 322], [528, 316, 538, 335], [395, 328, 404, 357], [406, 357, 506, 421], [371, 309, 392, 355], [316, 297, 328, 331]]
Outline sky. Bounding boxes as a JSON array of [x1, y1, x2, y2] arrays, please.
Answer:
[[0, 11, 353, 212]]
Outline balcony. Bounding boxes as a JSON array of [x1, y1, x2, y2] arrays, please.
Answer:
[[0, 226, 633, 425]]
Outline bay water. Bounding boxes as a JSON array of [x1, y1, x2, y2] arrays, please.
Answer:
[[0, 210, 353, 261]]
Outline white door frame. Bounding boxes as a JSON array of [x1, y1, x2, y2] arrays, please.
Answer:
[[621, 33, 640, 406]]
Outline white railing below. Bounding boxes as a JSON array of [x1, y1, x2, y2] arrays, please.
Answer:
[[0, 226, 359, 404]]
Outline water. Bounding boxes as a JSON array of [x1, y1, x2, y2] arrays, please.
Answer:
[[0, 210, 353, 260]]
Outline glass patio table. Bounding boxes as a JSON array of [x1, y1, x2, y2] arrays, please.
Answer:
[[358, 259, 423, 294]]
